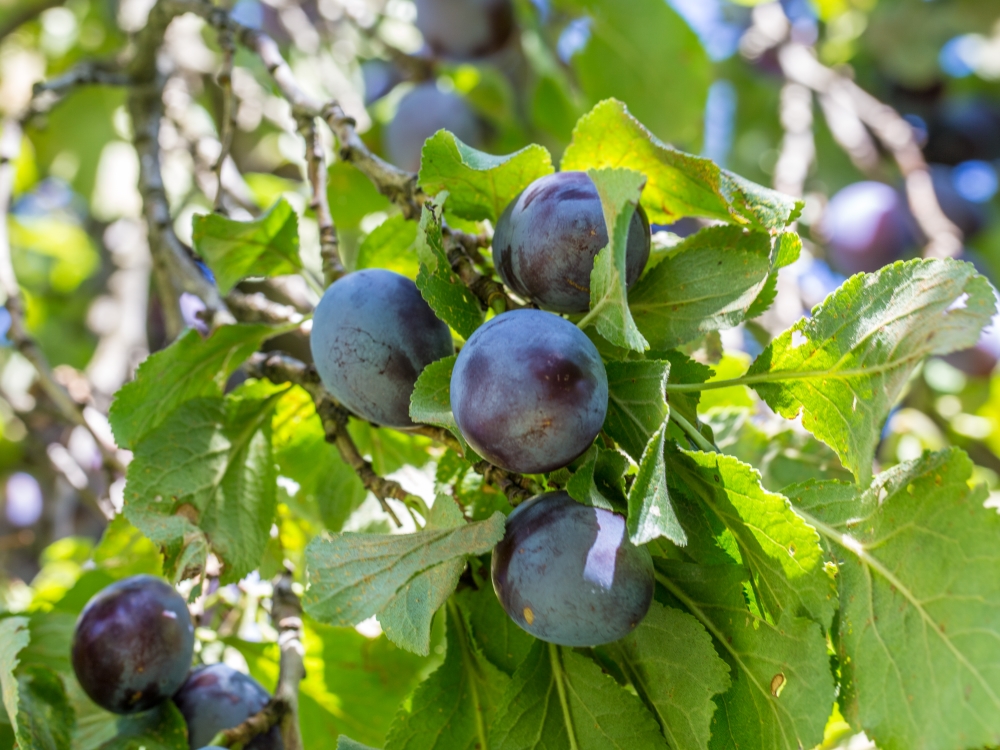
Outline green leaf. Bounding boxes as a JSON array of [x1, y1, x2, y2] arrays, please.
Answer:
[[0, 617, 31, 738], [492, 641, 669, 750], [14, 666, 75, 750], [568, 0, 709, 147], [304, 512, 505, 627], [602, 602, 731, 750], [385, 602, 508, 750], [628, 227, 772, 351], [379, 496, 468, 655], [656, 561, 834, 750], [96, 702, 187, 750], [109, 323, 276, 450], [327, 161, 392, 230], [192, 198, 301, 294], [419, 132, 554, 223], [562, 100, 801, 230], [582, 167, 648, 352], [454, 584, 535, 677], [124, 383, 285, 583], [793, 448, 1000, 750], [668, 450, 834, 626], [627, 419, 684, 546], [356, 214, 420, 279], [414, 199, 484, 340], [604, 359, 670, 462], [409, 355, 476, 460], [746, 258, 996, 485], [567, 445, 629, 514], [338, 738, 379, 750]]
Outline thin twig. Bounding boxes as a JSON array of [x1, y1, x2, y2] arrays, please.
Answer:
[[296, 115, 343, 285], [213, 28, 237, 214], [0, 120, 125, 475], [209, 570, 305, 749]]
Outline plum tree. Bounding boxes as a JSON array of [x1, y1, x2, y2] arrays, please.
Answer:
[[71, 575, 194, 714], [310, 269, 453, 428], [450, 309, 608, 473], [173, 664, 282, 750], [818, 181, 917, 275], [384, 83, 484, 172], [491, 492, 654, 646], [414, 0, 515, 60], [492, 171, 651, 312]]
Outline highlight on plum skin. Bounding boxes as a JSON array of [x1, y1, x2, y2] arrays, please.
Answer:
[[450, 309, 608, 474], [491, 491, 655, 647], [70, 574, 195, 715]]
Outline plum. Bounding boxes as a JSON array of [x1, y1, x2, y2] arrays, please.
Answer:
[[818, 181, 917, 275], [310, 269, 453, 428], [491, 491, 654, 646], [924, 99, 1000, 165], [450, 309, 607, 473], [492, 171, 651, 313], [930, 164, 988, 239], [385, 83, 484, 172], [415, 0, 515, 60], [71, 575, 194, 714], [173, 664, 282, 750]]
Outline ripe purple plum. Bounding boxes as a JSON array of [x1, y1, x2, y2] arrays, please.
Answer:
[[818, 181, 917, 275], [492, 492, 654, 646], [71, 575, 194, 714], [173, 664, 282, 750], [492, 171, 651, 313], [385, 83, 484, 172], [415, 0, 515, 60], [450, 309, 608, 473], [310, 269, 453, 428]]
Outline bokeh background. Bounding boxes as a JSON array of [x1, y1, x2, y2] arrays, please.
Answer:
[[0, 1, 999, 744]]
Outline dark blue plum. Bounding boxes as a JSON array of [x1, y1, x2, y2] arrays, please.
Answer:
[[173, 664, 282, 750], [491, 492, 654, 646], [930, 164, 987, 239], [71, 575, 194, 714], [450, 309, 607, 473], [415, 0, 515, 60], [311, 269, 453, 428], [492, 171, 651, 313], [924, 99, 1000, 165], [818, 181, 917, 275], [385, 83, 484, 172]]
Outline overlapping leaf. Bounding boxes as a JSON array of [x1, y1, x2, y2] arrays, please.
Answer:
[[561, 99, 801, 230], [409, 355, 476, 459], [794, 448, 1000, 750], [355, 214, 420, 279], [604, 359, 670, 462], [192, 197, 301, 294], [96, 703, 187, 750], [419, 132, 554, 222], [629, 226, 772, 350], [747, 258, 995, 485], [627, 419, 684, 546]]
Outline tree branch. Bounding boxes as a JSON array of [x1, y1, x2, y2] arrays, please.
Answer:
[[296, 115, 343, 285], [212, 28, 237, 214]]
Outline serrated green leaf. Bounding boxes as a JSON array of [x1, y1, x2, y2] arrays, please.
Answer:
[[628, 419, 684, 546], [774, 232, 801, 268], [124, 383, 285, 583], [385, 602, 507, 750], [304, 512, 505, 627], [455, 584, 535, 677], [15, 666, 75, 750], [793, 448, 1000, 750], [492, 641, 669, 750], [356, 214, 420, 278], [414, 200, 484, 340], [409, 355, 476, 459], [0, 617, 31, 738], [338, 738, 378, 750], [327, 160, 392, 230], [567, 444, 629, 514], [583, 167, 648, 352], [656, 561, 834, 750], [96, 702, 187, 750], [668, 450, 834, 626], [568, 0, 709, 147], [628, 227, 772, 351], [604, 359, 670, 462], [419, 132, 554, 223], [562, 99, 801, 230], [602, 601, 731, 750], [747, 258, 996, 485], [192, 197, 301, 294], [109, 323, 276, 450]]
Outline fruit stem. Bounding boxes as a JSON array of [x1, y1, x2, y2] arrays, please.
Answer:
[[669, 410, 716, 453], [549, 643, 581, 750]]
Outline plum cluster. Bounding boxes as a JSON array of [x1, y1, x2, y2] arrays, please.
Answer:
[[71, 575, 281, 749]]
